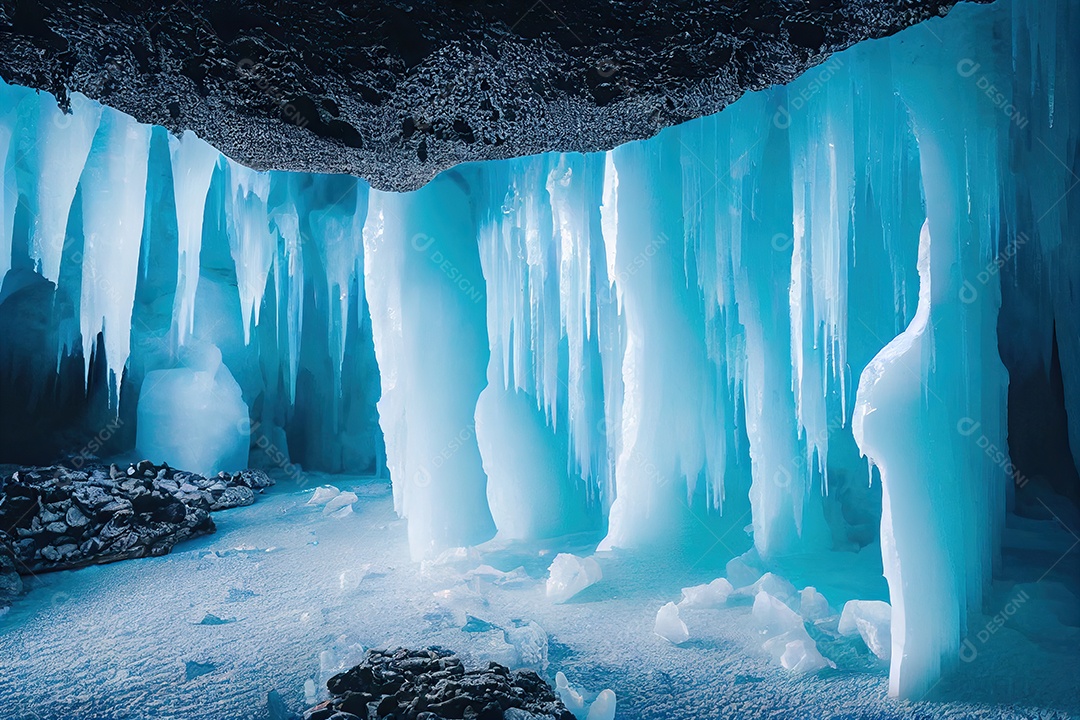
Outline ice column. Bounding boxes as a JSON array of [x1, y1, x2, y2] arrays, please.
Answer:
[[598, 134, 723, 549], [364, 171, 495, 558]]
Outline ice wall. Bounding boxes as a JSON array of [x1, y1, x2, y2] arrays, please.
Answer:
[[0, 82, 384, 475]]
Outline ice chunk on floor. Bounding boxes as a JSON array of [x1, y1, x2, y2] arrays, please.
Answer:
[[504, 619, 549, 671], [555, 673, 616, 720], [307, 486, 341, 506], [323, 491, 358, 516], [839, 600, 892, 661], [136, 344, 249, 476], [555, 671, 585, 716], [654, 602, 690, 644], [752, 590, 805, 637], [545, 554, 602, 604], [799, 587, 831, 621], [586, 689, 616, 720], [754, 590, 834, 673], [726, 550, 764, 589], [777, 634, 833, 677], [678, 578, 733, 609], [732, 572, 797, 604]]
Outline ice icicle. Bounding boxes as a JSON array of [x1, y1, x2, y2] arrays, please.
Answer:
[[78, 106, 151, 389], [0, 82, 20, 286], [169, 129, 220, 344], [224, 159, 273, 344], [31, 91, 103, 285]]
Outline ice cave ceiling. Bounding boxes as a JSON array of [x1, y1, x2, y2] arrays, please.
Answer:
[[0, 0, 990, 191]]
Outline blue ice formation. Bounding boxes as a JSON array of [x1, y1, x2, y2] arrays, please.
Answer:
[[0, 0, 1076, 701]]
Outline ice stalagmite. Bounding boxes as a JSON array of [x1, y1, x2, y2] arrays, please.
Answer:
[[77, 107, 151, 390]]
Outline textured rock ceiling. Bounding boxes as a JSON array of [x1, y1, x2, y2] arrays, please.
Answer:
[[0, 0, 987, 191]]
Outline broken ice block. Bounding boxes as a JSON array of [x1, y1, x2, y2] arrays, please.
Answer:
[[678, 578, 734, 609], [546, 554, 602, 604], [654, 602, 690, 644], [798, 586, 831, 621], [307, 486, 341, 506], [586, 689, 616, 720], [839, 600, 892, 661]]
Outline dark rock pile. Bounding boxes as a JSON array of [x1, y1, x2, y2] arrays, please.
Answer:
[[0, 461, 273, 577], [305, 648, 575, 720]]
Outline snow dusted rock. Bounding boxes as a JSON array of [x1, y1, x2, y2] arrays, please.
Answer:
[[545, 554, 602, 604], [798, 587, 832, 621], [307, 647, 575, 720], [654, 602, 690, 644], [839, 600, 892, 661], [679, 578, 734, 609], [0, 461, 273, 575]]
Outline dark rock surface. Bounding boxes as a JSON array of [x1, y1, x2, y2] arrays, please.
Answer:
[[0, 0, 989, 191], [0, 460, 273, 576], [306, 647, 575, 720]]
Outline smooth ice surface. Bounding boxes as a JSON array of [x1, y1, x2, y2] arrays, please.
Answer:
[[546, 553, 602, 604], [136, 344, 249, 476], [839, 600, 893, 662], [654, 602, 690, 644]]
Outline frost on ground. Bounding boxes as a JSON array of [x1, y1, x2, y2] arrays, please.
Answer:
[[0, 476, 1074, 720]]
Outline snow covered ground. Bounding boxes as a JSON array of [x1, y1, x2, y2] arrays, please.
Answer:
[[0, 474, 1075, 720]]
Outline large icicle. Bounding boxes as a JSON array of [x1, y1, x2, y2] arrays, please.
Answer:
[[77, 106, 151, 390], [169, 129, 220, 344], [224, 159, 274, 344], [32, 92, 103, 285]]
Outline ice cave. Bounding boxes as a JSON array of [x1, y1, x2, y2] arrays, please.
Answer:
[[0, 0, 1077, 718]]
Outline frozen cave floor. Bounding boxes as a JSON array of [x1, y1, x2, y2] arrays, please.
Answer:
[[0, 474, 1076, 720]]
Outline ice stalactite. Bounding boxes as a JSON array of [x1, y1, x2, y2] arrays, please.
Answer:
[[77, 107, 151, 395], [169, 129, 219, 344], [474, 154, 608, 541]]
